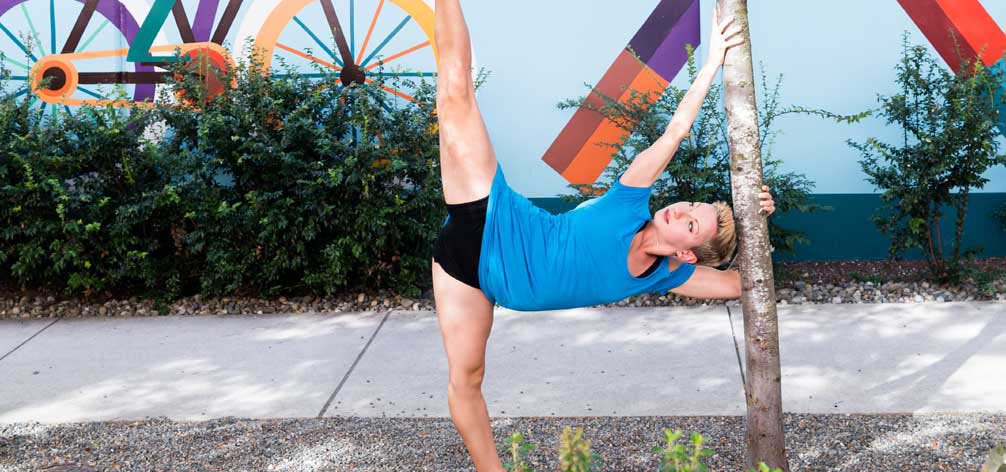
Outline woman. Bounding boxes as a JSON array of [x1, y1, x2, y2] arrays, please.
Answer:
[[430, 1, 775, 470]]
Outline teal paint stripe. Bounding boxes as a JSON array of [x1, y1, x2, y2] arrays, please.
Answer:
[[271, 71, 338, 77], [368, 71, 436, 78], [12, 87, 27, 98], [78, 86, 107, 100], [530, 193, 1006, 261], [20, 4, 45, 58], [63, 105, 72, 115], [77, 19, 109, 52], [350, 0, 355, 58], [361, 15, 411, 67], [49, 0, 55, 54], [8, 75, 28, 80], [0, 18, 37, 61], [293, 16, 342, 67]]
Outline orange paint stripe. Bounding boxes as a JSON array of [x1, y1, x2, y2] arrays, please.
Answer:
[[365, 78, 415, 101], [561, 67, 669, 184], [358, 0, 385, 61], [365, 41, 431, 71], [277, 42, 342, 71]]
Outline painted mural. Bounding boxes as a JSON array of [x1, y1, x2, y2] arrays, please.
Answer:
[[541, 0, 701, 185], [0, 0, 438, 113], [897, 0, 1006, 132]]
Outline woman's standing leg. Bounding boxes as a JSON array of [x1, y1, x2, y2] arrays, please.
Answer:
[[433, 1, 504, 470], [432, 261, 502, 471]]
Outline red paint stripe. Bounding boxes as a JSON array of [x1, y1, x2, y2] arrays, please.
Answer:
[[932, 0, 1006, 66], [560, 65, 670, 184], [543, 49, 645, 175], [898, 0, 977, 72]]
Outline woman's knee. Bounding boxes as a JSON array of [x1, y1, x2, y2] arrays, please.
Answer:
[[449, 364, 486, 392]]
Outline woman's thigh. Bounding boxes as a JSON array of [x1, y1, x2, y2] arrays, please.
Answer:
[[431, 259, 494, 381]]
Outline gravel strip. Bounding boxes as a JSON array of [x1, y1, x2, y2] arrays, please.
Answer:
[[1, 276, 1002, 321], [1, 414, 1003, 471]]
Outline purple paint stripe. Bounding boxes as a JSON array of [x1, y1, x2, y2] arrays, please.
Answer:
[[628, 0, 695, 63], [647, 0, 700, 83], [192, 0, 218, 42]]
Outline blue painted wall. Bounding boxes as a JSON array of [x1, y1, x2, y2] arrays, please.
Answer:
[[466, 0, 1006, 198]]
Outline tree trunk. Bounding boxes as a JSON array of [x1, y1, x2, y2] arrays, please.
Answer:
[[717, 1, 790, 470]]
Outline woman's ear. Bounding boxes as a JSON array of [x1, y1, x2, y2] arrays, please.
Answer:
[[675, 250, 698, 264]]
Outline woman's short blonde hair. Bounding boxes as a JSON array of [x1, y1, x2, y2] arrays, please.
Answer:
[[691, 201, 736, 267]]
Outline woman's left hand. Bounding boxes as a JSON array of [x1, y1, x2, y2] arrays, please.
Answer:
[[706, 6, 745, 66], [759, 185, 776, 217]]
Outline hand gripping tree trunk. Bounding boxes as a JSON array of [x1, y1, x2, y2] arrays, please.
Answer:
[[717, 0, 790, 470]]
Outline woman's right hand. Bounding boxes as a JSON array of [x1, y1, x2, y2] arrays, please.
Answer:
[[706, 6, 745, 67]]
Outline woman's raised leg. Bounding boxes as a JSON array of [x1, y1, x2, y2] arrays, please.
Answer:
[[432, 260, 504, 471], [435, 0, 497, 205]]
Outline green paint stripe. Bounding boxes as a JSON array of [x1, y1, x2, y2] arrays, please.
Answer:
[[0, 23, 37, 62], [2, 55, 30, 70], [78, 19, 109, 52], [20, 4, 46, 58], [293, 16, 341, 66], [28, 96, 36, 107], [361, 15, 411, 67]]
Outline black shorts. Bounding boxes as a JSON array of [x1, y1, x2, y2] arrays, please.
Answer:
[[432, 195, 489, 289]]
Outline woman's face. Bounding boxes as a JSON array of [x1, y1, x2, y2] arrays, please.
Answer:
[[653, 201, 719, 252]]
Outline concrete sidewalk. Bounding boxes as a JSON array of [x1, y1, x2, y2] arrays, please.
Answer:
[[1, 302, 1004, 424]]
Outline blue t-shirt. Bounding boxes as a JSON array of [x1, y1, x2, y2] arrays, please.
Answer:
[[477, 164, 695, 311]]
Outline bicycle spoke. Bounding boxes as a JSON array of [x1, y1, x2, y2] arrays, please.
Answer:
[[361, 16, 411, 68], [364, 78, 413, 102], [19, 4, 46, 57], [12, 87, 27, 98], [49, 104, 55, 118], [77, 19, 109, 52], [292, 16, 341, 66], [364, 41, 429, 71], [78, 86, 109, 101], [49, 0, 55, 54], [1, 55, 30, 70], [276, 43, 341, 71], [350, 0, 355, 58], [0, 23, 38, 62], [368, 71, 435, 78], [271, 72, 336, 79], [64, 105, 72, 116], [357, 0, 384, 61], [7, 75, 28, 80]]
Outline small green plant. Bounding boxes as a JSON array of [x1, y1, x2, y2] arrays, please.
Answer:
[[504, 432, 537, 472], [849, 271, 885, 284], [983, 444, 1006, 472], [653, 429, 713, 472], [558, 426, 602, 472]]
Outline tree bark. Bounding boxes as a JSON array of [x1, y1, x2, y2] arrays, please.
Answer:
[[717, 1, 790, 470]]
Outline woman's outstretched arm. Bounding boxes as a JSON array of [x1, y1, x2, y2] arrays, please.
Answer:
[[620, 6, 744, 188]]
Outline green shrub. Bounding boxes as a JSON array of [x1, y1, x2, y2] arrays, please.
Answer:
[[0, 52, 444, 299], [850, 33, 1006, 281], [558, 47, 838, 257], [503, 427, 782, 472]]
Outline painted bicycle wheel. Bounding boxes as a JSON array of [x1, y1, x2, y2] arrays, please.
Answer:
[[243, 0, 440, 104], [0, 0, 156, 113]]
